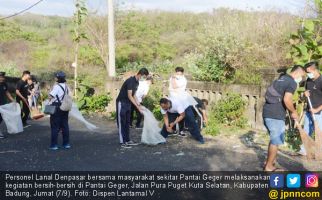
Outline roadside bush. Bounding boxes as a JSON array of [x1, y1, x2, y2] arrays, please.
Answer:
[[212, 93, 247, 128], [0, 63, 21, 76], [285, 128, 301, 152]]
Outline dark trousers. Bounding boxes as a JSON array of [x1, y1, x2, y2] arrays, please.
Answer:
[[130, 103, 142, 127], [50, 104, 69, 147], [161, 106, 203, 141], [18, 99, 30, 124], [0, 113, 2, 124], [116, 101, 131, 143]]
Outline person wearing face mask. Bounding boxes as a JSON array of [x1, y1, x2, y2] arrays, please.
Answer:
[[168, 67, 198, 137], [298, 61, 321, 156], [116, 68, 149, 148], [262, 65, 305, 171]]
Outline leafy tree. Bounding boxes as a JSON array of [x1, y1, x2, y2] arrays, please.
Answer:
[[288, 0, 322, 64]]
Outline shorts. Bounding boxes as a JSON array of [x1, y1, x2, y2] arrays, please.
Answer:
[[263, 118, 285, 145]]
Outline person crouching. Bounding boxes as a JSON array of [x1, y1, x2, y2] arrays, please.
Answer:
[[48, 71, 71, 151]]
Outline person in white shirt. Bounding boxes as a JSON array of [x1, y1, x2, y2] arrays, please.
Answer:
[[159, 97, 205, 144], [48, 71, 71, 151], [130, 77, 153, 129]]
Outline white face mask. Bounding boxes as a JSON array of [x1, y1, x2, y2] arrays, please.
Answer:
[[295, 77, 302, 83], [307, 73, 315, 79]]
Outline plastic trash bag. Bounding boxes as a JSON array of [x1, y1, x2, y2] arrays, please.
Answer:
[[69, 103, 98, 131], [0, 103, 23, 134], [141, 106, 166, 145]]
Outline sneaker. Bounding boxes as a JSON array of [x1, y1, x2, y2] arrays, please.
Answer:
[[121, 144, 132, 149], [135, 125, 143, 129], [199, 138, 205, 144], [168, 132, 178, 137], [126, 141, 139, 146], [49, 146, 59, 151], [23, 123, 31, 128], [63, 144, 71, 149], [178, 131, 187, 137]]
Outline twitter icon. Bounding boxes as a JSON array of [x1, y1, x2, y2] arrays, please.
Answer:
[[287, 174, 301, 188]]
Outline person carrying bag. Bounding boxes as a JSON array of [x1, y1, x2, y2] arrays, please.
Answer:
[[47, 71, 71, 151]]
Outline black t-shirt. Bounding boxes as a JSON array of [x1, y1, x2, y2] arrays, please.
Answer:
[[306, 75, 322, 112], [0, 82, 8, 105], [16, 79, 29, 101], [116, 76, 139, 103], [263, 74, 297, 120]]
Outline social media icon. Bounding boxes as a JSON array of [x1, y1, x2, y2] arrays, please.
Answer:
[[270, 174, 284, 188], [287, 174, 301, 188], [305, 174, 319, 188]]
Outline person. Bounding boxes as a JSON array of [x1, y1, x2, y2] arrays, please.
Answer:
[[262, 65, 305, 171], [48, 71, 71, 150], [299, 61, 322, 156], [116, 68, 149, 148], [16, 71, 31, 128], [130, 76, 153, 129], [193, 97, 209, 128], [159, 97, 205, 144], [0, 72, 15, 139], [27, 76, 40, 108], [168, 67, 198, 106]]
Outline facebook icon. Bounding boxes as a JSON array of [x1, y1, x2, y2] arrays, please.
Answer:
[[270, 174, 284, 188]]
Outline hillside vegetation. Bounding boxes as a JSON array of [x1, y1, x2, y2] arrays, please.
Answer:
[[0, 9, 300, 89]]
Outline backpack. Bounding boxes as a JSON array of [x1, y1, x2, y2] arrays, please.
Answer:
[[57, 84, 73, 111], [265, 80, 282, 104]]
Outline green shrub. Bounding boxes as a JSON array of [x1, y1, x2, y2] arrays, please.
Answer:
[[203, 116, 220, 136], [285, 128, 301, 152], [0, 63, 21, 76], [212, 93, 247, 128]]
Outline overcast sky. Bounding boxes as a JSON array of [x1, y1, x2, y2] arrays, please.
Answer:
[[0, 0, 307, 17]]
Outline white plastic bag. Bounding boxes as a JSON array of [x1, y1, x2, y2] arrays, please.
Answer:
[[0, 103, 23, 134], [69, 103, 98, 131], [141, 107, 166, 145]]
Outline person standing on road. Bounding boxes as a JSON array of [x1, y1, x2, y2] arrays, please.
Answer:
[[263, 65, 305, 171], [16, 70, 31, 128], [0, 72, 15, 139], [116, 68, 149, 148], [48, 71, 71, 151], [299, 61, 322, 156]]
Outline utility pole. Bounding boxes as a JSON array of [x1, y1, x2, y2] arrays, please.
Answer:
[[108, 0, 116, 77]]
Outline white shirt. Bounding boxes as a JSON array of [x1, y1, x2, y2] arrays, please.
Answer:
[[169, 75, 187, 94], [160, 97, 189, 115], [135, 81, 150, 103], [50, 83, 69, 103]]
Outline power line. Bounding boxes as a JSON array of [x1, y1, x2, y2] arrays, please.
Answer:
[[0, 0, 45, 20]]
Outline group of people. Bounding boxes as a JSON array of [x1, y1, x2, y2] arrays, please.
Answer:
[[116, 67, 208, 148], [263, 61, 320, 171], [0, 70, 71, 151]]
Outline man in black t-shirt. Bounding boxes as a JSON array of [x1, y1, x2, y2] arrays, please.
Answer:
[[16, 70, 31, 127], [262, 65, 305, 171], [116, 68, 149, 148], [0, 72, 15, 138], [300, 61, 322, 156]]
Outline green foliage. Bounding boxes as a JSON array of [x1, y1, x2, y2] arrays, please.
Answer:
[[184, 48, 235, 82], [141, 83, 163, 121], [73, 0, 88, 42], [76, 78, 112, 113], [212, 93, 248, 128], [285, 128, 302, 152], [79, 45, 104, 66], [203, 116, 220, 136], [0, 63, 20, 76], [288, 0, 322, 64]]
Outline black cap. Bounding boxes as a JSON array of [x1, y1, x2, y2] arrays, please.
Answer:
[[0, 72, 5, 77], [56, 71, 66, 78]]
